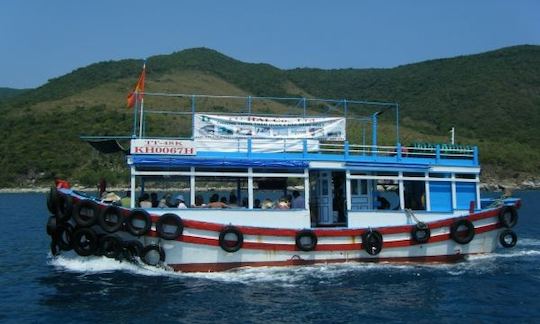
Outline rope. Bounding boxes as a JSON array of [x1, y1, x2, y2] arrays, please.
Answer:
[[404, 208, 422, 224], [487, 193, 509, 209]]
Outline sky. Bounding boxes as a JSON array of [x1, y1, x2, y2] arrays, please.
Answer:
[[1, 0, 539, 89]]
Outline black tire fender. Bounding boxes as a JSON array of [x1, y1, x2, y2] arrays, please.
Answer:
[[295, 229, 318, 252], [73, 199, 99, 227], [450, 219, 475, 244], [362, 230, 383, 255], [72, 227, 99, 256], [499, 229, 518, 248], [98, 205, 125, 233], [46, 186, 58, 215], [123, 240, 144, 261], [55, 222, 74, 251], [141, 244, 165, 266], [498, 206, 518, 228], [99, 235, 123, 259], [46, 215, 57, 236], [50, 238, 60, 256], [411, 222, 431, 244], [125, 209, 152, 236], [55, 192, 73, 222], [219, 226, 244, 253], [156, 213, 184, 240]]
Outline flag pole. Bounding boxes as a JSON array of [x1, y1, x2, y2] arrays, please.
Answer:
[[132, 94, 138, 137], [139, 96, 144, 137]]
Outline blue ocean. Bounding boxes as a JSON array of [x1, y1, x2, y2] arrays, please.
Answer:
[[1, 191, 539, 323]]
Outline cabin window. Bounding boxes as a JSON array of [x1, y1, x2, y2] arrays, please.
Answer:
[[403, 172, 424, 178], [403, 180, 426, 210], [374, 179, 399, 210], [351, 179, 358, 195], [351, 179, 368, 195], [455, 173, 476, 179], [194, 176, 248, 208], [254, 176, 306, 209], [429, 173, 450, 178], [137, 176, 191, 208]]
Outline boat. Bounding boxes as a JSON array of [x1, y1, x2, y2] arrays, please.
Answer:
[[45, 72, 521, 272]]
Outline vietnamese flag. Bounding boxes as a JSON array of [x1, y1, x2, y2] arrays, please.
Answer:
[[127, 63, 146, 108]]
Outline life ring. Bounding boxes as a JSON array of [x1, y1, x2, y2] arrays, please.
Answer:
[[98, 206, 125, 233], [72, 227, 99, 256], [219, 226, 244, 253], [362, 230, 383, 255], [46, 215, 57, 236], [125, 209, 152, 236], [295, 229, 318, 252], [55, 192, 73, 222], [498, 206, 518, 228], [156, 213, 184, 240], [411, 222, 431, 244], [46, 186, 58, 214], [123, 240, 144, 261], [141, 244, 165, 266], [99, 235, 123, 259], [499, 229, 518, 248], [450, 219, 475, 244], [73, 199, 99, 227], [55, 223, 74, 251]]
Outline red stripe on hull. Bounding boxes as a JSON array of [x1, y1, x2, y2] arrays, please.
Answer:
[[169, 208, 501, 237], [169, 254, 466, 272], [149, 222, 501, 252]]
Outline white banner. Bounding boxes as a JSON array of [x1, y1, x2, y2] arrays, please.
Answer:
[[130, 139, 196, 155], [194, 114, 346, 141], [195, 138, 320, 153]]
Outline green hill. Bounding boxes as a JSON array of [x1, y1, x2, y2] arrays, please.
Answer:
[[0, 45, 539, 187], [0, 87, 28, 101]]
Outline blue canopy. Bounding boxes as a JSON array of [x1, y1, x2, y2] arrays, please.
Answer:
[[130, 155, 309, 169]]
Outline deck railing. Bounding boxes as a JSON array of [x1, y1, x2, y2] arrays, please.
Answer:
[[194, 138, 477, 163]]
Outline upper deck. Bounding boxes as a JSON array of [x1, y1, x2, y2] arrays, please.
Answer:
[[83, 93, 478, 169]]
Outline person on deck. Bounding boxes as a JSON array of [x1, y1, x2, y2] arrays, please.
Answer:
[[208, 193, 228, 208], [139, 193, 152, 208], [98, 178, 107, 198], [254, 198, 261, 209], [291, 190, 305, 209], [55, 178, 71, 189], [158, 193, 171, 208], [175, 195, 188, 209], [192, 195, 207, 208], [275, 197, 290, 209], [121, 190, 132, 207], [261, 198, 273, 209], [150, 192, 159, 208]]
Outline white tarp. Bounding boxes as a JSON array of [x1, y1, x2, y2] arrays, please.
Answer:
[[194, 114, 346, 141], [195, 138, 320, 153]]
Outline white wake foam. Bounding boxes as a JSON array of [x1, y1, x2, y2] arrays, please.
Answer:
[[48, 254, 176, 277], [517, 238, 540, 247], [47, 243, 540, 284]]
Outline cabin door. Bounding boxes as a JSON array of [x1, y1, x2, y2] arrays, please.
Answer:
[[312, 171, 333, 225]]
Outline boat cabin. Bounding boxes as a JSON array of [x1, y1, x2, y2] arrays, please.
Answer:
[[84, 94, 480, 228]]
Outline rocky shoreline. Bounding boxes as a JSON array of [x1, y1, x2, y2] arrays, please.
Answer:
[[479, 178, 540, 192]]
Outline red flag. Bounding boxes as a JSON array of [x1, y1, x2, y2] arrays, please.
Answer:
[[127, 63, 146, 108]]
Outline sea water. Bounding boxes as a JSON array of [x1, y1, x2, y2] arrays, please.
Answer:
[[0, 191, 539, 323]]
